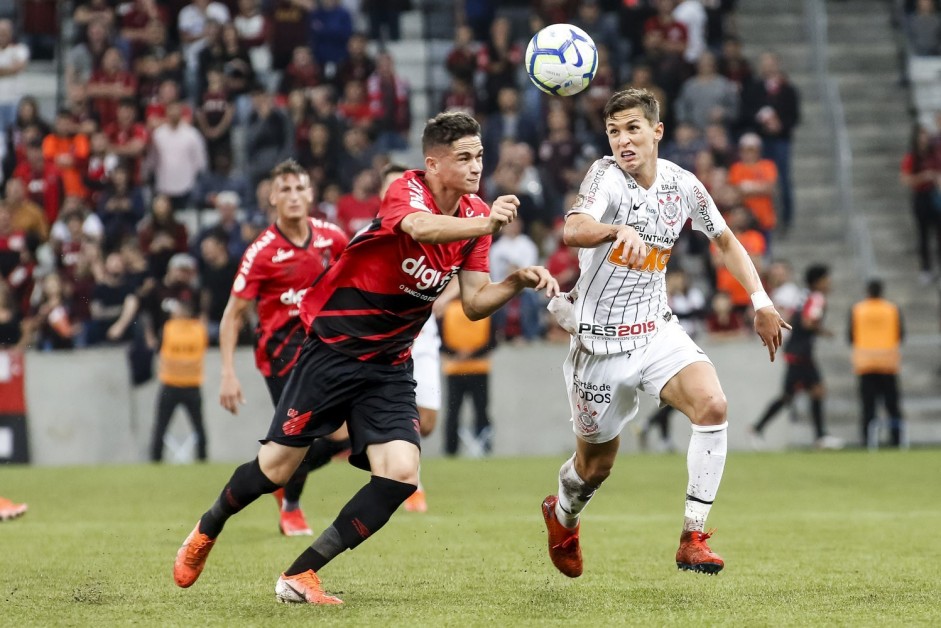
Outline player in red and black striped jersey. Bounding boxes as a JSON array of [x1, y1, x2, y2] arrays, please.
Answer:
[[217, 160, 350, 537], [751, 264, 843, 449], [175, 111, 560, 604]]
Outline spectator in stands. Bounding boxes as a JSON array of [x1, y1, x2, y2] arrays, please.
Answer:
[[50, 195, 104, 248], [573, 0, 627, 67], [138, 194, 190, 259], [85, 47, 137, 130], [87, 250, 138, 345], [5, 178, 48, 243], [641, 0, 690, 100], [0, 279, 28, 350], [134, 25, 185, 110], [195, 68, 235, 162], [32, 271, 78, 350], [66, 19, 111, 100], [900, 124, 941, 285], [0, 19, 29, 134], [335, 32, 377, 92], [627, 62, 670, 125], [367, 52, 411, 152], [193, 151, 250, 210], [335, 169, 380, 236], [194, 191, 247, 260], [0, 202, 26, 279], [269, 0, 311, 75], [13, 140, 62, 225], [363, 0, 408, 42], [489, 217, 542, 342], [479, 16, 524, 115], [150, 293, 209, 463], [717, 35, 752, 91], [234, 0, 271, 77], [151, 101, 208, 210], [728, 132, 779, 243], [138, 17, 183, 91], [673, 0, 707, 64], [4, 96, 50, 179], [178, 0, 232, 72], [106, 99, 148, 184], [538, 106, 580, 213], [674, 50, 739, 132], [908, 0, 941, 56], [445, 25, 478, 85], [198, 230, 238, 344], [660, 121, 706, 173], [120, 0, 168, 59], [280, 46, 322, 95], [705, 290, 745, 337], [72, 0, 116, 36], [711, 205, 767, 316], [338, 79, 376, 131], [145, 80, 192, 133], [336, 126, 376, 192], [704, 122, 736, 168], [766, 259, 803, 324], [83, 131, 119, 206], [139, 252, 201, 346], [741, 51, 800, 233], [43, 111, 91, 202], [693, 149, 727, 195], [482, 86, 540, 177], [294, 122, 335, 187], [440, 77, 477, 116], [244, 87, 294, 187], [97, 164, 146, 246], [309, 0, 353, 78]]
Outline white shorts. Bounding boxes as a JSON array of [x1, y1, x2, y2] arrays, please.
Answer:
[[413, 350, 442, 411], [563, 319, 712, 444]]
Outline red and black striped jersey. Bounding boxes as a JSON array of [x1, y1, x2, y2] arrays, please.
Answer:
[[232, 217, 348, 376], [784, 290, 825, 363], [300, 170, 492, 365]]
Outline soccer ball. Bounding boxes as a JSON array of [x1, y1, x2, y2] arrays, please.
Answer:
[[525, 23, 598, 97]]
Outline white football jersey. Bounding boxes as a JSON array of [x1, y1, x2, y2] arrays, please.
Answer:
[[411, 315, 441, 359], [568, 157, 727, 355]]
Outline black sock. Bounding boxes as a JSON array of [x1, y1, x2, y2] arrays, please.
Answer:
[[754, 398, 786, 433], [199, 458, 280, 538], [283, 476, 416, 576], [811, 398, 825, 439]]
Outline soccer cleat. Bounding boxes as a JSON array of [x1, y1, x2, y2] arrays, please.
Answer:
[[676, 528, 724, 574], [403, 489, 427, 513], [0, 497, 27, 521], [272, 487, 285, 511], [275, 570, 343, 605], [173, 523, 216, 587], [279, 508, 313, 536], [541, 495, 582, 578]]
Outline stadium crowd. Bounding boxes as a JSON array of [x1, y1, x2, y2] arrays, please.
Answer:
[[0, 0, 814, 358]]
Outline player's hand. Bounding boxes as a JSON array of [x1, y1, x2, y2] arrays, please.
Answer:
[[220, 372, 245, 415], [515, 265, 561, 298], [754, 306, 792, 362], [487, 195, 519, 234], [613, 225, 647, 268]]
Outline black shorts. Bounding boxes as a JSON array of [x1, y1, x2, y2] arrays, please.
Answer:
[[264, 374, 289, 405], [784, 360, 822, 394], [264, 336, 420, 471]]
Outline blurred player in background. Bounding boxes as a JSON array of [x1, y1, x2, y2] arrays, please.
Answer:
[[217, 159, 349, 536], [543, 88, 789, 578], [174, 112, 558, 605], [379, 162, 449, 513], [751, 264, 843, 450]]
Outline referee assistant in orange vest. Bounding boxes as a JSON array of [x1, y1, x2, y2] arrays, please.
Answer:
[[848, 280, 905, 448]]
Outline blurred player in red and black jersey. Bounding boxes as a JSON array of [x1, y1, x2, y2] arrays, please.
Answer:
[[751, 264, 843, 450], [216, 159, 349, 536], [175, 111, 559, 605]]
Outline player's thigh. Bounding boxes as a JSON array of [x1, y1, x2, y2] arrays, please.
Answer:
[[348, 369, 422, 474], [658, 361, 727, 426], [563, 342, 640, 444], [365, 439, 420, 484], [258, 440, 311, 485]]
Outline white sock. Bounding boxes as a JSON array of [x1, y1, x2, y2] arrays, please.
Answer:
[[555, 454, 595, 529], [685, 422, 728, 532]]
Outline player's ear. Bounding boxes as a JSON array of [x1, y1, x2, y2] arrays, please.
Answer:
[[654, 122, 665, 143], [424, 154, 438, 175]]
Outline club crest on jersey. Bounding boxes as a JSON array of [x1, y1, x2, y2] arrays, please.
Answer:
[[658, 193, 681, 226], [575, 403, 600, 435]]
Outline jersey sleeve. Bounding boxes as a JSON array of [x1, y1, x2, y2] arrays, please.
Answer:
[[381, 176, 430, 231], [687, 176, 727, 239], [568, 158, 618, 222], [803, 292, 825, 323], [231, 242, 263, 300], [463, 234, 492, 273]]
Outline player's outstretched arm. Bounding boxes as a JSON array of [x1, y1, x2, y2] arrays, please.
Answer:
[[219, 295, 253, 415], [457, 268, 560, 321], [564, 213, 648, 267], [713, 230, 791, 361], [400, 196, 519, 244]]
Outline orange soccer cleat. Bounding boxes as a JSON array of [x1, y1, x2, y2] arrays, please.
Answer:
[[173, 523, 217, 588], [676, 529, 724, 574], [0, 497, 27, 521], [279, 508, 313, 536], [403, 489, 427, 513], [275, 570, 343, 605], [541, 495, 582, 578]]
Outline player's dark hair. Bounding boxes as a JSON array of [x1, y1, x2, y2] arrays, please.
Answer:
[[421, 111, 480, 154], [603, 88, 660, 125], [270, 159, 308, 181], [381, 162, 409, 179], [805, 264, 830, 288], [867, 279, 883, 298]]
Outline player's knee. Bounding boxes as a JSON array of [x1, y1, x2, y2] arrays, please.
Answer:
[[695, 394, 728, 426], [380, 465, 419, 485], [578, 459, 614, 487]]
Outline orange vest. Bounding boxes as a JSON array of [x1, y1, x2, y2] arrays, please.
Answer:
[[440, 300, 491, 376], [159, 318, 209, 387], [728, 159, 778, 230], [851, 298, 901, 375]]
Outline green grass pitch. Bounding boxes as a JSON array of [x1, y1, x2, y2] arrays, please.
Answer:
[[1, 450, 939, 626]]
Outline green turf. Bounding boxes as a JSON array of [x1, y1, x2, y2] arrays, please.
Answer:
[[1, 450, 939, 626]]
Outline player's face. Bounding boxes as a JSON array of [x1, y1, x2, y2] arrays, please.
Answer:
[[606, 108, 663, 178], [270, 173, 313, 221], [429, 136, 484, 195]]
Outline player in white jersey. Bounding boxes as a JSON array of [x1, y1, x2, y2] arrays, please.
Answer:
[[541, 88, 790, 578]]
